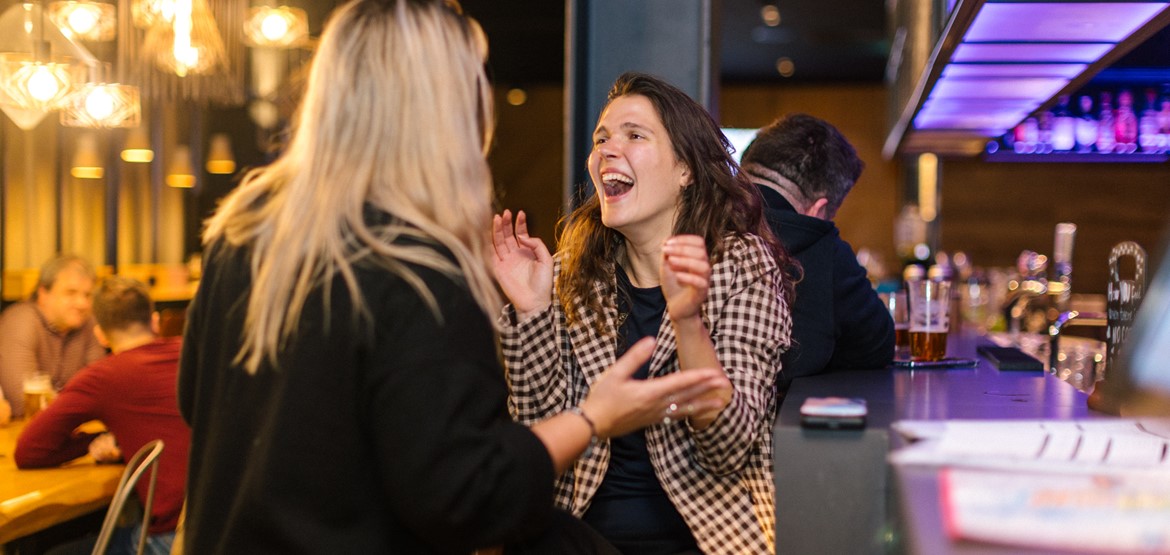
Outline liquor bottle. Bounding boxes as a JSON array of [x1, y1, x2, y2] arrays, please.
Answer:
[[1050, 95, 1076, 152], [1138, 88, 1159, 153], [1096, 91, 1116, 154], [1158, 84, 1170, 154], [1037, 111, 1054, 153], [1014, 117, 1039, 154], [1114, 89, 1138, 154], [1074, 95, 1097, 153]]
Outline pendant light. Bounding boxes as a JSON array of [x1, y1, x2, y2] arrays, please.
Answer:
[[205, 132, 235, 174], [121, 124, 153, 162], [71, 132, 104, 179], [166, 144, 195, 187], [48, 0, 116, 42]]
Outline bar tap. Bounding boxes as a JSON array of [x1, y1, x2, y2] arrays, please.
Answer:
[[1004, 250, 1048, 335], [1051, 222, 1076, 314]]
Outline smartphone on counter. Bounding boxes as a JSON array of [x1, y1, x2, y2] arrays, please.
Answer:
[[800, 397, 867, 430]]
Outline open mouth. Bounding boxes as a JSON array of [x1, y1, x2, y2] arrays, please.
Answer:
[[601, 172, 633, 198]]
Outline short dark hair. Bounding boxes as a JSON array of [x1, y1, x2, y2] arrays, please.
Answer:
[[34, 255, 95, 298], [740, 113, 864, 218], [92, 277, 154, 332]]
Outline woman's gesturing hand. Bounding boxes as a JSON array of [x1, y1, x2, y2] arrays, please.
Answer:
[[491, 209, 554, 317], [580, 338, 728, 438], [660, 235, 711, 323]]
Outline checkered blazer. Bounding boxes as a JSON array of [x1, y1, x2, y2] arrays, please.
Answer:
[[501, 234, 791, 554]]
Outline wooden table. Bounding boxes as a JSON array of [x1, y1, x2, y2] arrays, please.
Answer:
[[0, 420, 124, 545]]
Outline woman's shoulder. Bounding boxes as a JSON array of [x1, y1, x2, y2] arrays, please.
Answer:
[[719, 233, 776, 266]]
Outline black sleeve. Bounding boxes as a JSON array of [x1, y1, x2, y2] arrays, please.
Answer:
[[363, 270, 556, 553], [826, 236, 896, 370]]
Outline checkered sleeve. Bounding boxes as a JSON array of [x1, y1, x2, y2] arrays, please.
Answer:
[[499, 269, 570, 427], [688, 234, 790, 474]]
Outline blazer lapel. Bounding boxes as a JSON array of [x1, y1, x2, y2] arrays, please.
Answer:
[[566, 278, 618, 385]]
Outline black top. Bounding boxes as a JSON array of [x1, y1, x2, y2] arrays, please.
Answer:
[[758, 185, 895, 388], [582, 267, 699, 555], [178, 217, 556, 554]]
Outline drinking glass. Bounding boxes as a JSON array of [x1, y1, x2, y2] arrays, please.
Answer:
[[908, 280, 952, 362], [880, 291, 910, 359], [23, 373, 54, 419]]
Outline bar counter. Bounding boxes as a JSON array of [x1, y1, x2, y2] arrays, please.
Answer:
[[773, 330, 1098, 554]]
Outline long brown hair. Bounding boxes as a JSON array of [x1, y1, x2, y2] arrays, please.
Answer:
[[556, 72, 794, 335]]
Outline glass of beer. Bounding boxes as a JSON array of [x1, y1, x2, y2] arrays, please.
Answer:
[[23, 373, 54, 419], [908, 279, 951, 362], [880, 291, 910, 359]]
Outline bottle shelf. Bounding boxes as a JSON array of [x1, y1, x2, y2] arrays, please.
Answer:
[[984, 151, 1169, 163]]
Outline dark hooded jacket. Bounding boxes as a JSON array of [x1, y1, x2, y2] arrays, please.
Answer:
[[758, 185, 895, 389]]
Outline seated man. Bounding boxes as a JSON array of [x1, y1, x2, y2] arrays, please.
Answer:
[[0, 255, 107, 417], [740, 114, 895, 389], [15, 277, 190, 555]]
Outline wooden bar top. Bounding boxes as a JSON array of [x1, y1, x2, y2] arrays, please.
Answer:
[[0, 420, 123, 544]]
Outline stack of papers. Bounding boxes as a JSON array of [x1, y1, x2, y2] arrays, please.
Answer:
[[892, 418, 1170, 553], [941, 468, 1170, 553], [891, 418, 1170, 474]]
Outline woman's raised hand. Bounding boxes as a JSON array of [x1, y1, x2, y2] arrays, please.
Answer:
[[660, 235, 711, 323], [491, 209, 554, 317]]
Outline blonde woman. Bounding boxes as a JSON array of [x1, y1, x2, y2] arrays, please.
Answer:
[[177, 2, 725, 553]]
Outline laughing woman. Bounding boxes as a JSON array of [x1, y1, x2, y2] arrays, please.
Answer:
[[492, 72, 793, 554]]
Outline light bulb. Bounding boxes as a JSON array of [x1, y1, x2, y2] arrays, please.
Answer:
[[66, 3, 101, 34], [84, 87, 115, 120], [27, 66, 62, 102], [244, 6, 308, 47], [260, 12, 289, 41]]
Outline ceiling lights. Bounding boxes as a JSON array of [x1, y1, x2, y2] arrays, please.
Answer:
[[71, 133, 104, 179], [49, 1, 116, 42], [243, 5, 307, 47], [60, 81, 141, 127], [205, 132, 235, 174], [166, 144, 196, 187], [121, 124, 154, 162]]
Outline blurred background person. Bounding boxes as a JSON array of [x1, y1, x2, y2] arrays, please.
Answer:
[[15, 276, 188, 555], [0, 255, 107, 418], [493, 72, 791, 554], [740, 113, 894, 390], [177, 3, 726, 554]]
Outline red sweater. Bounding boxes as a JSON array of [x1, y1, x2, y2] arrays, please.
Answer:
[[15, 337, 190, 534]]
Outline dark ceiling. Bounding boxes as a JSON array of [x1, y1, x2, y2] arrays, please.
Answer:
[[459, 1, 891, 86]]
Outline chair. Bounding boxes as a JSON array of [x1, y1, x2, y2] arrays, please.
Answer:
[[92, 440, 165, 555]]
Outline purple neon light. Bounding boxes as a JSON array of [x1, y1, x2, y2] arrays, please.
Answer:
[[941, 63, 1087, 78], [931, 76, 1069, 99], [966, 3, 1168, 43], [952, 43, 1113, 63]]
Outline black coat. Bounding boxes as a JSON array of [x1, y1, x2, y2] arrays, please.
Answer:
[[179, 228, 557, 554], [759, 186, 895, 388]]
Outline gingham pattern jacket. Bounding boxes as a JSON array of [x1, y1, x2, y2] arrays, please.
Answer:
[[501, 234, 791, 554]]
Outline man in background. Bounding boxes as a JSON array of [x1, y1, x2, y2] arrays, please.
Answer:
[[740, 113, 894, 390], [16, 277, 189, 555], [0, 255, 106, 417]]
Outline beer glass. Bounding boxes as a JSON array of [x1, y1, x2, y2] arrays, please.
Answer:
[[23, 373, 54, 419], [908, 280, 951, 361], [880, 291, 910, 359]]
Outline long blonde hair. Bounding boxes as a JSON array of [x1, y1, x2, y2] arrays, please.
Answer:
[[203, 0, 500, 374]]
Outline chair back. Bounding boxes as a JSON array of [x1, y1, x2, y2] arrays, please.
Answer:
[[92, 439, 165, 555]]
